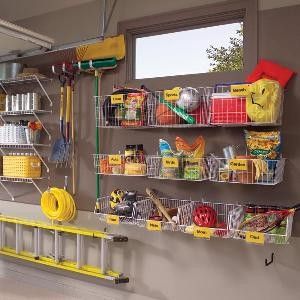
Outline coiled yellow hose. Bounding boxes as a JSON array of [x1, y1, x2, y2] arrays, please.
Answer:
[[41, 188, 76, 222]]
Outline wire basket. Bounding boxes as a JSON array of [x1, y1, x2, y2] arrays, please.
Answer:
[[95, 91, 153, 128], [95, 195, 148, 225], [209, 157, 285, 185], [93, 154, 147, 176], [209, 84, 284, 126], [149, 87, 212, 128], [146, 155, 210, 181], [181, 201, 241, 238], [0, 125, 41, 144], [133, 197, 191, 231], [228, 205, 294, 244]]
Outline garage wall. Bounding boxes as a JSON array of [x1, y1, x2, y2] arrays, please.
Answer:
[[0, 1, 299, 300]]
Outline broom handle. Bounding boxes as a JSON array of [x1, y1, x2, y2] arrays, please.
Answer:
[[95, 70, 100, 200], [66, 79, 71, 142], [71, 80, 76, 195]]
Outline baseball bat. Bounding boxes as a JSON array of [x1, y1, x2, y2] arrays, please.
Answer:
[[146, 188, 174, 224]]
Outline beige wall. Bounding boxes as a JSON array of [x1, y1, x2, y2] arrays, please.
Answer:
[[0, 1, 299, 300]]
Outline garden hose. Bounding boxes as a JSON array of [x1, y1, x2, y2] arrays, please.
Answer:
[[41, 188, 76, 222]]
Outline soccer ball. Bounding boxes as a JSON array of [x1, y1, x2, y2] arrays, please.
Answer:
[[109, 189, 125, 210]]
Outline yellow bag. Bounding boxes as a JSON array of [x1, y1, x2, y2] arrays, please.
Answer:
[[246, 79, 282, 123], [76, 34, 125, 61]]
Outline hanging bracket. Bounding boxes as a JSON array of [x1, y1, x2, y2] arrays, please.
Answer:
[[265, 252, 274, 266]]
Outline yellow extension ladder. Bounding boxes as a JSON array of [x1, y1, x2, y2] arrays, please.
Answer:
[[0, 215, 129, 284]]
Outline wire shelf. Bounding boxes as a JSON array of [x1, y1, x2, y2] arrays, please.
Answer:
[[209, 84, 284, 126], [93, 154, 147, 176], [0, 176, 44, 182], [95, 91, 153, 128], [95, 195, 148, 225], [0, 143, 49, 149], [0, 75, 52, 85], [0, 110, 51, 116], [146, 156, 210, 182], [149, 87, 212, 128], [94, 194, 294, 244], [209, 157, 285, 185]]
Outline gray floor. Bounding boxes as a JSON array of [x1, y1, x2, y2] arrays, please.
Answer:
[[0, 277, 79, 300]]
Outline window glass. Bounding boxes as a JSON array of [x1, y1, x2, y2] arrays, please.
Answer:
[[135, 22, 243, 79]]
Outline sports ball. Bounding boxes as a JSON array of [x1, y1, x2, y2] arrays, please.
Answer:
[[176, 87, 200, 112], [156, 104, 181, 125], [192, 205, 217, 227], [109, 189, 125, 210]]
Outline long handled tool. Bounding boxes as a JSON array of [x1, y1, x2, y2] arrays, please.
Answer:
[[71, 77, 76, 195], [64, 75, 72, 165], [74, 58, 117, 212], [50, 73, 67, 163]]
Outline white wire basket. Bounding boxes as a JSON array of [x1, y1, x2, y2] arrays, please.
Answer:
[[209, 84, 284, 126], [93, 154, 147, 176], [149, 87, 212, 128], [95, 195, 148, 225], [209, 157, 285, 185], [95, 195, 294, 243], [0, 125, 41, 144], [181, 201, 241, 238], [95, 91, 153, 128], [228, 205, 294, 244], [146, 156, 210, 181], [133, 197, 192, 231]]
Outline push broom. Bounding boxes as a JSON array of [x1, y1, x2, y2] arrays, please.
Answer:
[[74, 58, 118, 212]]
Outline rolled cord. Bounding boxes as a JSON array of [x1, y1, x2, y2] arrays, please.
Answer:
[[41, 188, 76, 222]]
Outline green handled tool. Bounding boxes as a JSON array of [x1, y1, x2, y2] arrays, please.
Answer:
[[159, 97, 196, 124]]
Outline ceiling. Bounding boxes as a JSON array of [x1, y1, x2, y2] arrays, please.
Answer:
[[0, 0, 96, 21]]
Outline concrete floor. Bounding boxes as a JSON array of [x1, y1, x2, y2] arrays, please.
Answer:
[[0, 277, 79, 300]]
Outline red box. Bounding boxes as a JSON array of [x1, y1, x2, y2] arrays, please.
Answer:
[[210, 95, 248, 124]]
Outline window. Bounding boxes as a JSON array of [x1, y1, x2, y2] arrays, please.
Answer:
[[119, 0, 257, 83], [135, 22, 243, 79]]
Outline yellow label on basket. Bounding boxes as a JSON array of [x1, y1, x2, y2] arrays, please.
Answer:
[[146, 220, 162, 231], [164, 89, 180, 101], [111, 94, 124, 104], [229, 159, 248, 171], [106, 215, 120, 225], [162, 157, 179, 168], [108, 155, 122, 165], [193, 227, 212, 239], [245, 231, 265, 244], [230, 84, 250, 96]]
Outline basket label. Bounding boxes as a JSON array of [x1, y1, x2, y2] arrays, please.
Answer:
[[230, 84, 250, 96], [245, 231, 265, 244], [164, 89, 180, 101], [146, 220, 162, 231], [229, 159, 248, 171], [193, 226, 212, 239], [106, 214, 120, 225], [111, 94, 124, 104], [108, 155, 122, 165], [162, 157, 179, 168]]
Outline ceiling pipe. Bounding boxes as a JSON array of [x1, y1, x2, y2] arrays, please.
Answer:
[[0, 18, 54, 49]]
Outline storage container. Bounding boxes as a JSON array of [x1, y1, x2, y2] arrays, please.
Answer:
[[3, 155, 42, 178]]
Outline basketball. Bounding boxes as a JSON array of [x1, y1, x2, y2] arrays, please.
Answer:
[[156, 104, 181, 125]]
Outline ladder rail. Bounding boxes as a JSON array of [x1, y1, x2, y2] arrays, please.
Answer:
[[0, 214, 129, 284]]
